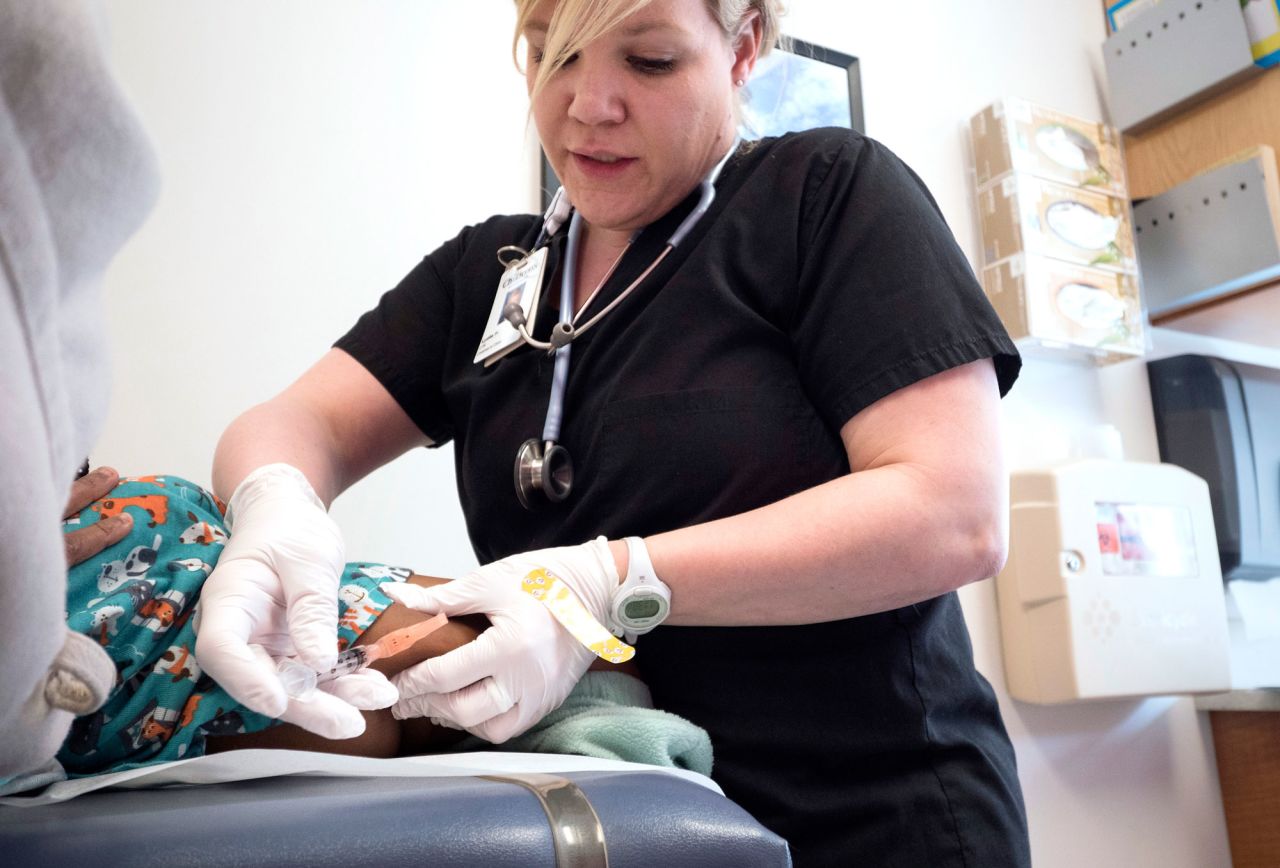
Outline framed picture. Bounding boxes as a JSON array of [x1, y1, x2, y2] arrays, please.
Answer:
[[539, 37, 864, 210], [740, 37, 864, 139]]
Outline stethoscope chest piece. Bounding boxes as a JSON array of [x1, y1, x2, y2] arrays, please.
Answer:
[[506, 139, 738, 511], [514, 438, 574, 510]]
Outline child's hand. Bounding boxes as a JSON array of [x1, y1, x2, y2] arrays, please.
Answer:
[[63, 466, 133, 567]]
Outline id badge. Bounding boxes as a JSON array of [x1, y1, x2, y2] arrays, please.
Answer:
[[474, 246, 548, 366]]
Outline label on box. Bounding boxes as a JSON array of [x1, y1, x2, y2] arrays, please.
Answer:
[[1095, 502, 1197, 577], [1108, 0, 1163, 32]]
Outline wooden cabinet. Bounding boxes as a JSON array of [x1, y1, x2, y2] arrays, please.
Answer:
[[1197, 692, 1280, 868], [1123, 66, 1280, 199]]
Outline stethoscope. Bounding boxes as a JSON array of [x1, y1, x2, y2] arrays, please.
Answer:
[[502, 139, 739, 510]]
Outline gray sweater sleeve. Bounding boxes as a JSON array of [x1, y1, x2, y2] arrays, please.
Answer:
[[0, 0, 158, 777]]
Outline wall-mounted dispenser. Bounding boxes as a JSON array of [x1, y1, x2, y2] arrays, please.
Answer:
[[1147, 354, 1280, 581], [997, 457, 1231, 703]]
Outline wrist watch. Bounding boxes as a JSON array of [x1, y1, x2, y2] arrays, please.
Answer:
[[609, 536, 672, 643]]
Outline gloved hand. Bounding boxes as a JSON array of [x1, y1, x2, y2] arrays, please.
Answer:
[[382, 537, 619, 743], [194, 464, 396, 740]]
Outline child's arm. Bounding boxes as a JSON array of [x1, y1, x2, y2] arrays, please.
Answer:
[[205, 574, 487, 758], [204, 572, 640, 759]]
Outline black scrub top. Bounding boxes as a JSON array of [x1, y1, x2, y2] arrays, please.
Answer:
[[336, 129, 1031, 867]]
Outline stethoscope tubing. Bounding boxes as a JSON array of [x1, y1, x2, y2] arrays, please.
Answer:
[[543, 212, 582, 444], [512, 138, 739, 505], [515, 137, 738, 356]]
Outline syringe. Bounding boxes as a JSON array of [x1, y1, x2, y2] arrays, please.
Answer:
[[277, 611, 448, 699]]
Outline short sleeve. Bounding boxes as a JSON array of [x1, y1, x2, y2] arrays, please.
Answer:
[[333, 233, 464, 446], [790, 135, 1020, 432]]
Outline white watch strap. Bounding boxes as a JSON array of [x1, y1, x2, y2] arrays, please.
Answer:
[[624, 536, 658, 588], [612, 536, 670, 642]]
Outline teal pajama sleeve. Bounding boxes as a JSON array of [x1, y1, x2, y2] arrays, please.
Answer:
[[58, 476, 404, 777]]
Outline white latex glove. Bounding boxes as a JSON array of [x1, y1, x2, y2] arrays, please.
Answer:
[[195, 464, 396, 740], [382, 537, 619, 743]]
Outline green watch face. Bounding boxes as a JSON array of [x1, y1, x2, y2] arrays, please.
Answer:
[[623, 598, 662, 619]]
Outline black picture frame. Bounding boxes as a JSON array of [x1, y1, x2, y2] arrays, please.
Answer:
[[742, 37, 864, 139], [539, 36, 863, 211]]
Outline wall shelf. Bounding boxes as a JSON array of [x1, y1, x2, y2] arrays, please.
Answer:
[[1151, 282, 1280, 345], [1105, 15, 1280, 349], [1133, 149, 1280, 317], [1103, 0, 1260, 134]]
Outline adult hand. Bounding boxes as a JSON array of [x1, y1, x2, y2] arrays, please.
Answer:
[[63, 466, 133, 567], [195, 464, 396, 740], [382, 537, 619, 743]]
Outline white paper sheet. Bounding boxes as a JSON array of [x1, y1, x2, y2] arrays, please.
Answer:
[[0, 749, 721, 807]]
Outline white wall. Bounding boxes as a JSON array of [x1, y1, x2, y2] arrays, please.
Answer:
[[98, 0, 537, 577], [97, 2, 1278, 865]]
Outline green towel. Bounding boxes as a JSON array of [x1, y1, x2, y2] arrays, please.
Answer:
[[456, 671, 713, 777]]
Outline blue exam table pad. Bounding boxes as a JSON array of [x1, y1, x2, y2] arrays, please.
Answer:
[[0, 751, 792, 867]]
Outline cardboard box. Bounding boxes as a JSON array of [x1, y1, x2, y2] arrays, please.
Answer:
[[980, 173, 1138, 272], [970, 98, 1127, 197], [981, 254, 1146, 361]]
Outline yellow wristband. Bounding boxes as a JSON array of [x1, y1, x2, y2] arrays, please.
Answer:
[[521, 568, 635, 664]]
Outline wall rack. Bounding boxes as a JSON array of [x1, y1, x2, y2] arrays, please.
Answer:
[[1133, 151, 1280, 317], [1104, 0, 1259, 133]]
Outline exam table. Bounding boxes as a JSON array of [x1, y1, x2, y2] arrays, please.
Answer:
[[0, 754, 792, 867]]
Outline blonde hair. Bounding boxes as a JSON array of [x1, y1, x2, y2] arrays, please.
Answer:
[[512, 0, 786, 100]]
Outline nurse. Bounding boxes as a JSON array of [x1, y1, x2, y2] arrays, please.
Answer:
[[198, 0, 1031, 863]]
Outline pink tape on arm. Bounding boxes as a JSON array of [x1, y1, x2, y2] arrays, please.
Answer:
[[364, 612, 449, 664]]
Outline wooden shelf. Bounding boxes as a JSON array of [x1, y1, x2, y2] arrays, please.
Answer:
[[1123, 66, 1280, 199], [1209, 710, 1280, 868], [1151, 281, 1280, 344]]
